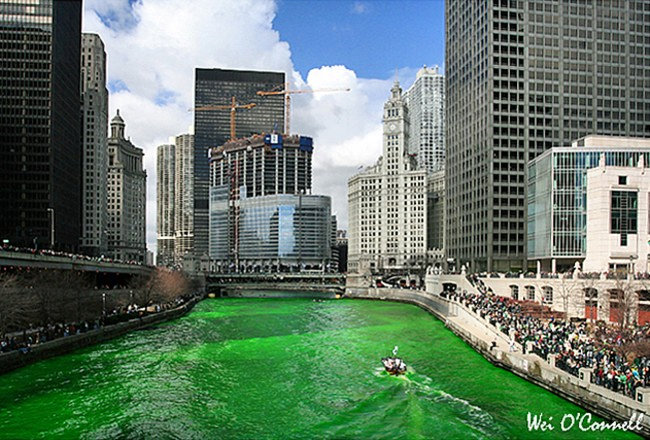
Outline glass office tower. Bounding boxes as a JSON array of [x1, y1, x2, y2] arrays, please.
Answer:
[[0, 0, 82, 251], [193, 68, 285, 259]]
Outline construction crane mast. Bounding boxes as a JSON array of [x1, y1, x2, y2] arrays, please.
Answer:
[[257, 83, 350, 135], [193, 96, 256, 141]]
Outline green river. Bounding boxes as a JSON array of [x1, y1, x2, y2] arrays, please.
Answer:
[[0, 298, 642, 439]]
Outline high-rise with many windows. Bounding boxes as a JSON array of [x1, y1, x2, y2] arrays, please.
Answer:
[[173, 133, 194, 265], [446, 0, 650, 272], [348, 81, 428, 274], [208, 134, 333, 272], [193, 68, 285, 260], [155, 133, 195, 267], [157, 143, 175, 266], [80, 33, 108, 256], [405, 66, 445, 173], [107, 111, 147, 263], [0, 0, 82, 251]]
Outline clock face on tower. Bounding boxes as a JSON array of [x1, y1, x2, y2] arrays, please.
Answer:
[[389, 123, 396, 132]]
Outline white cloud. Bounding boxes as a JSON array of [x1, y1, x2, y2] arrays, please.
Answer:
[[351, 1, 369, 14], [83, 0, 397, 254]]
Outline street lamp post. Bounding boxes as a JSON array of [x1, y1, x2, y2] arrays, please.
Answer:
[[46, 208, 55, 249]]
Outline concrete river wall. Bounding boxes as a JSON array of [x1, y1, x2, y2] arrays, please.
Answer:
[[345, 285, 650, 437], [0, 297, 201, 375]]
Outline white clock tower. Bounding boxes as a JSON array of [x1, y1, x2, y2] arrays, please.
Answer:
[[382, 80, 410, 175], [348, 79, 428, 275]]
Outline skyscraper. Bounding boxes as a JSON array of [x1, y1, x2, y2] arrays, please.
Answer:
[[193, 68, 285, 260], [207, 134, 333, 272], [107, 111, 147, 263], [80, 33, 108, 256], [446, 0, 650, 272], [157, 143, 175, 267], [155, 133, 195, 267], [173, 133, 194, 265], [405, 66, 445, 173], [348, 81, 428, 274], [0, 0, 82, 251]]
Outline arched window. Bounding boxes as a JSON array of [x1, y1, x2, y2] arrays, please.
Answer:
[[542, 286, 553, 304], [510, 285, 519, 300], [525, 285, 535, 301]]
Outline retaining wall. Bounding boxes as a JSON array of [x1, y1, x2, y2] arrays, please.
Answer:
[[0, 297, 201, 375]]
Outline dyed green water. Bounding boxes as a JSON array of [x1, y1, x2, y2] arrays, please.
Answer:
[[0, 298, 641, 439]]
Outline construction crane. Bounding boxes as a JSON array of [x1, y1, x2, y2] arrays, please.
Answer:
[[192, 96, 256, 141], [256, 83, 350, 135]]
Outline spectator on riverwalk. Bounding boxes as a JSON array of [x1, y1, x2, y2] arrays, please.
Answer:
[[443, 288, 649, 400], [0, 292, 201, 355]]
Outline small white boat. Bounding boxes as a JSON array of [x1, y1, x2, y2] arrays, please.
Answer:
[[381, 356, 407, 376]]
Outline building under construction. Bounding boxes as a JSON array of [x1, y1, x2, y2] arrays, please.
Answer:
[[208, 134, 333, 272]]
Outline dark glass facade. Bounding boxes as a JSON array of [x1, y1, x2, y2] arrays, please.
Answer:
[[0, 0, 82, 250], [193, 68, 285, 258]]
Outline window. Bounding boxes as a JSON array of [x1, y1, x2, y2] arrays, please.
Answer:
[[526, 285, 535, 301], [621, 233, 627, 246], [618, 175, 627, 185], [543, 287, 553, 304], [611, 191, 638, 234]]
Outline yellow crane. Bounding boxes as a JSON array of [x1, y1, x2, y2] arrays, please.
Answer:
[[192, 96, 256, 141], [256, 83, 350, 135]]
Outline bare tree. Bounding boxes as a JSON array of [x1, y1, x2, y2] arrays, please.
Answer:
[[0, 274, 35, 336], [130, 268, 189, 308], [608, 272, 638, 329], [554, 274, 577, 322]]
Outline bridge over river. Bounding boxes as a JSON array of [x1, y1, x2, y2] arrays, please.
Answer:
[[0, 250, 152, 287], [206, 272, 345, 296]]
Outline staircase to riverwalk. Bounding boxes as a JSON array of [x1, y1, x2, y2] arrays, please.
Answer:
[[515, 300, 566, 321]]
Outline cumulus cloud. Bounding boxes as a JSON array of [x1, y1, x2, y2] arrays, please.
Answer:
[[83, 0, 399, 253]]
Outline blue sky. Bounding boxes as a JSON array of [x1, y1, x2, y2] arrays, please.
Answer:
[[274, 0, 445, 78]]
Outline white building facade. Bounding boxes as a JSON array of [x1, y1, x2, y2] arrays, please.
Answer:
[[583, 159, 650, 273], [348, 81, 427, 274], [405, 66, 445, 173], [80, 33, 108, 256], [107, 111, 147, 263], [174, 133, 194, 265], [156, 143, 175, 266], [528, 136, 650, 273]]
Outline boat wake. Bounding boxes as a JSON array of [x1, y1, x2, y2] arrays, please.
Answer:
[[309, 365, 505, 439]]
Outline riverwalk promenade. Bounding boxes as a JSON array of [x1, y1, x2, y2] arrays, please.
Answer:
[[0, 295, 202, 375], [345, 280, 650, 437]]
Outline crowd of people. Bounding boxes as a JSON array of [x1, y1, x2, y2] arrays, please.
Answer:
[[1, 244, 145, 266], [0, 293, 199, 355], [440, 287, 650, 399]]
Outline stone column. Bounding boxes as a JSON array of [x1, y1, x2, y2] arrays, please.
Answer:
[[599, 289, 610, 322], [579, 367, 593, 386], [525, 341, 534, 354], [635, 388, 650, 411], [547, 354, 556, 367]]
